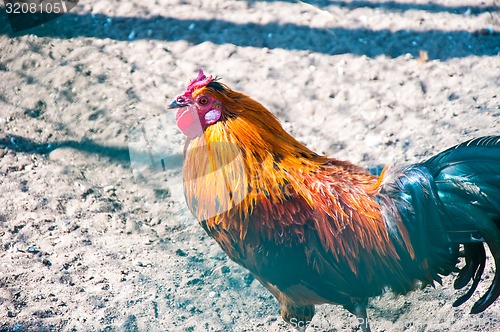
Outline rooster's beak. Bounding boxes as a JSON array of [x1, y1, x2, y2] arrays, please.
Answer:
[[167, 99, 188, 109]]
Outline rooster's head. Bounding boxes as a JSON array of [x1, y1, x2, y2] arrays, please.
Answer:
[[168, 69, 230, 138]]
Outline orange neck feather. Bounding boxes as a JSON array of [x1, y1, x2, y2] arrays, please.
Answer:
[[181, 89, 402, 263], [183, 89, 332, 220]]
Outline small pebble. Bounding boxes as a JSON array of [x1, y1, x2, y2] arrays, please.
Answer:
[[477, 27, 494, 35], [27, 245, 39, 253], [103, 185, 116, 193]]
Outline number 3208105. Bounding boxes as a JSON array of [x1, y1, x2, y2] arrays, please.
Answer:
[[5, 1, 68, 14]]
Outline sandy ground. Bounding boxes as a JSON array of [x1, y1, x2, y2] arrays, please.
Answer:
[[0, 0, 499, 331]]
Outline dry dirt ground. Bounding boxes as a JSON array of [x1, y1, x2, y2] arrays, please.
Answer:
[[0, 0, 499, 331]]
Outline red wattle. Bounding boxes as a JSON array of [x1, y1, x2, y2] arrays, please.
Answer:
[[176, 108, 203, 138]]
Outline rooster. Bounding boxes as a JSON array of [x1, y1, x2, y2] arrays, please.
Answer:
[[168, 69, 500, 332]]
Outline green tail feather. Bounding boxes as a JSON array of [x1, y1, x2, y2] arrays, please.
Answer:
[[382, 136, 500, 313]]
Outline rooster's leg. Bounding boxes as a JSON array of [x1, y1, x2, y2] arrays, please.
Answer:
[[292, 328, 306, 332], [345, 299, 371, 332]]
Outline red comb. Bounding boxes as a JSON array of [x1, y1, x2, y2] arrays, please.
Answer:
[[181, 69, 213, 98]]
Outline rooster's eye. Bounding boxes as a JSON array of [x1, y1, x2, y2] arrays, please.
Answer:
[[199, 97, 209, 105]]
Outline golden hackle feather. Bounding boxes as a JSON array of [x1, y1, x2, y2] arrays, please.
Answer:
[[182, 84, 414, 275]]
